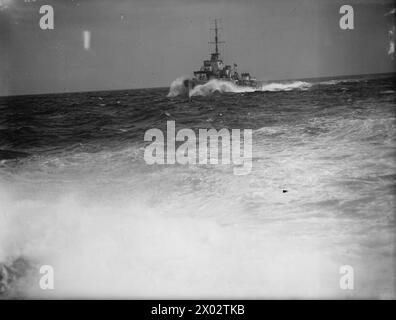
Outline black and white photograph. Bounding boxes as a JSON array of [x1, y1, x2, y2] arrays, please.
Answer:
[[0, 0, 395, 303]]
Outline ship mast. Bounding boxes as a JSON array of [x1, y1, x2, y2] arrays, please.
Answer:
[[214, 19, 219, 55], [209, 19, 224, 58]]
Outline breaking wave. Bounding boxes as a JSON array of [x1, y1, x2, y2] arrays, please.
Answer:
[[318, 79, 361, 85], [167, 76, 189, 98], [167, 77, 312, 97], [259, 81, 312, 92], [0, 160, 338, 298]]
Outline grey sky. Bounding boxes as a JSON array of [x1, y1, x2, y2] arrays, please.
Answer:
[[0, 0, 394, 96]]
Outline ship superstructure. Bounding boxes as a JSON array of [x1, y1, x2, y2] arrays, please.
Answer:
[[185, 19, 259, 92]]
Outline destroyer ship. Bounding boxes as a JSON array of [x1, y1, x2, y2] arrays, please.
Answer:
[[184, 20, 261, 94]]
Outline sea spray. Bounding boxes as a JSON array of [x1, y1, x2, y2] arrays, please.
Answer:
[[167, 76, 190, 98], [0, 183, 339, 298], [167, 77, 312, 97]]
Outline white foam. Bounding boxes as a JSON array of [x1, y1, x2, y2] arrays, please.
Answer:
[[0, 176, 351, 298], [167, 76, 189, 97], [167, 77, 312, 98]]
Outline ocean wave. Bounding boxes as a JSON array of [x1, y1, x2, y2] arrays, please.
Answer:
[[253, 126, 286, 136], [1, 76, 395, 299], [167, 76, 190, 98], [0, 180, 340, 298], [167, 77, 312, 97], [259, 81, 312, 92], [318, 78, 362, 86], [380, 90, 395, 94]]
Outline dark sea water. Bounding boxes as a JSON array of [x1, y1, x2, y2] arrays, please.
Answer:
[[0, 75, 395, 298]]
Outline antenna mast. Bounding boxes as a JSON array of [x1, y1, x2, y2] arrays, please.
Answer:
[[214, 19, 219, 54], [209, 19, 225, 57]]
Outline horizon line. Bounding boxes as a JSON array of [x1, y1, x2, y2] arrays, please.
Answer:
[[1, 71, 395, 99]]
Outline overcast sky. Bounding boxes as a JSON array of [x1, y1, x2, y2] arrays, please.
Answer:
[[0, 0, 395, 96]]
